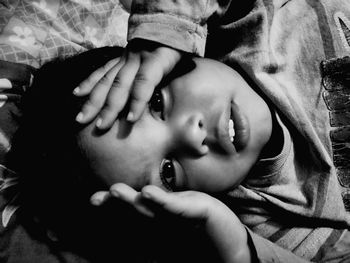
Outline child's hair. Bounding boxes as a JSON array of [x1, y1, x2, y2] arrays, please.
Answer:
[[9, 46, 123, 203]]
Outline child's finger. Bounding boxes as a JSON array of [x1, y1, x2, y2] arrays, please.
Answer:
[[74, 57, 121, 96], [126, 47, 182, 122], [90, 191, 111, 206], [141, 185, 185, 212], [110, 183, 138, 204], [110, 183, 155, 217], [75, 60, 125, 124], [141, 185, 210, 220], [75, 83, 113, 124], [126, 61, 163, 122], [95, 57, 140, 129]]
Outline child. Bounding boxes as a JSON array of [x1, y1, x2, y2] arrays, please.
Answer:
[[6, 46, 322, 262], [73, 0, 350, 262], [11, 44, 350, 262], [79, 54, 350, 263]]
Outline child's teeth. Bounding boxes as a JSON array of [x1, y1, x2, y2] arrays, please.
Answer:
[[229, 119, 235, 142]]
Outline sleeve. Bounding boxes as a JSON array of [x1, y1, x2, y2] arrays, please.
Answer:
[[127, 0, 233, 56], [246, 228, 311, 263]]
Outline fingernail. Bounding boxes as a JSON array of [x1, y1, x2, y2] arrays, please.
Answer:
[[73, 87, 80, 95], [90, 196, 103, 206], [75, 112, 84, 122], [95, 118, 102, 128], [141, 190, 152, 199], [110, 189, 120, 198], [126, 112, 134, 122]]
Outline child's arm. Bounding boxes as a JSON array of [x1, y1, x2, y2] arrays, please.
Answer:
[[90, 184, 311, 263], [74, 0, 232, 128]]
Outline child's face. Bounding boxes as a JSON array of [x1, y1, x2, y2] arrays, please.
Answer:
[[77, 58, 272, 193]]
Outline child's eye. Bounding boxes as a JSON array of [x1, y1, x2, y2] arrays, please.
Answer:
[[149, 89, 164, 119], [160, 159, 176, 191]]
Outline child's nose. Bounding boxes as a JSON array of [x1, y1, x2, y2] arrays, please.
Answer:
[[176, 113, 209, 156]]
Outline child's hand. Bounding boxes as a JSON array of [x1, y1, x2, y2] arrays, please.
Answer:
[[74, 40, 182, 129], [91, 183, 216, 219], [90, 184, 253, 263]]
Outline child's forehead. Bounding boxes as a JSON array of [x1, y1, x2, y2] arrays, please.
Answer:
[[193, 59, 243, 82], [170, 60, 244, 92]]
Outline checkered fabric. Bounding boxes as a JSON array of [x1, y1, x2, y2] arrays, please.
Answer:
[[0, 0, 129, 67]]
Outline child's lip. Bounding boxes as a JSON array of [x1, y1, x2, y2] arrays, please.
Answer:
[[216, 100, 250, 154], [230, 101, 250, 151]]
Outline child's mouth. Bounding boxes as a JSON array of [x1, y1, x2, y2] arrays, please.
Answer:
[[230, 101, 250, 151]]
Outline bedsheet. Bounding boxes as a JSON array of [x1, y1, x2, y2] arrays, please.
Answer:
[[0, 0, 129, 68]]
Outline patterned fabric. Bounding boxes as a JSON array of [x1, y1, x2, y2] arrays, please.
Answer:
[[0, 60, 34, 229], [0, 0, 129, 68], [321, 55, 350, 211]]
